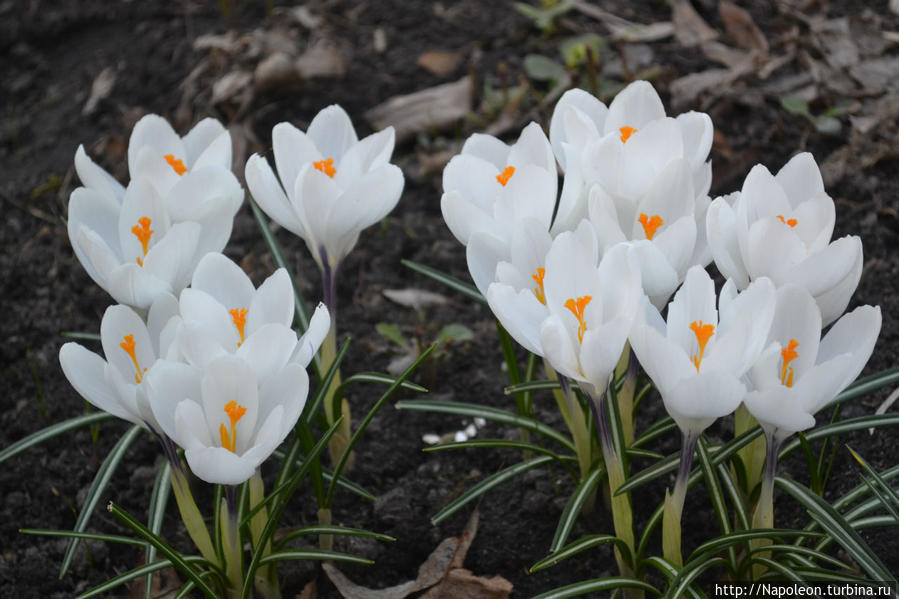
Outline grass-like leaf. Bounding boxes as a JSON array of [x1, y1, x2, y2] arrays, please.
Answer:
[[716, 462, 749, 531], [643, 556, 704, 599], [0, 411, 113, 465], [431, 455, 556, 525], [550, 466, 604, 553], [276, 525, 394, 550], [632, 416, 677, 448], [107, 501, 219, 598], [337, 371, 428, 395], [687, 529, 823, 563], [20, 529, 145, 546], [144, 460, 172, 599], [396, 400, 576, 453], [776, 476, 894, 582], [664, 556, 727, 599], [271, 448, 376, 502], [847, 446, 899, 520], [749, 544, 852, 572], [60, 424, 143, 579], [258, 549, 373, 566], [60, 331, 101, 342], [696, 437, 737, 574], [401, 259, 485, 304], [830, 365, 899, 407], [533, 577, 660, 599], [423, 438, 576, 464], [532, 534, 630, 573], [779, 414, 899, 459], [504, 379, 563, 395], [75, 556, 213, 599]]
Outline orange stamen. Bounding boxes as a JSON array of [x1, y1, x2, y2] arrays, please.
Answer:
[[496, 165, 515, 186], [119, 334, 147, 383], [780, 338, 799, 387], [638, 213, 664, 240], [313, 157, 337, 178], [689, 320, 715, 371], [532, 268, 546, 305], [131, 217, 153, 267], [619, 126, 637, 143], [229, 308, 248, 346], [776, 215, 798, 227], [219, 400, 247, 453], [564, 296, 592, 344], [163, 154, 187, 176]]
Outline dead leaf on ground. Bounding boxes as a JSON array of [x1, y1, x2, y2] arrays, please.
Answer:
[[811, 18, 860, 69], [718, 1, 768, 56], [850, 56, 899, 94], [671, 0, 718, 47], [382, 288, 449, 310], [211, 70, 253, 106], [365, 77, 472, 143], [670, 64, 751, 110], [254, 52, 300, 92], [82, 67, 116, 116], [419, 570, 513, 599], [701, 41, 753, 70], [296, 39, 346, 79], [571, 1, 673, 42], [296, 579, 317, 599], [418, 51, 464, 77]]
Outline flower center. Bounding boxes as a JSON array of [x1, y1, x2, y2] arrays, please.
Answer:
[[219, 400, 247, 453], [619, 126, 637, 143], [229, 308, 248, 347], [496, 166, 515, 186], [780, 338, 799, 387], [531, 267, 546, 305], [777, 215, 798, 227], [313, 157, 337, 178], [689, 320, 715, 371], [163, 154, 187, 176], [119, 334, 147, 383], [564, 295, 592, 344], [638, 213, 664, 240], [131, 217, 153, 267]]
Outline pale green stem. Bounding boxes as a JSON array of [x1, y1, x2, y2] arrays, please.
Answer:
[[319, 259, 352, 470], [663, 431, 698, 568], [318, 507, 333, 551], [614, 343, 637, 447], [249, 471, 281, 599], [558, 375, 595, 484], [735, 404, 766, 497], [751, 432, 782, 578], [170, 466, 218, 566], [221, 487, 244, 597]]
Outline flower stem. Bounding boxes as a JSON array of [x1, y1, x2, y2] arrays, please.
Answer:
[[221, 485, 244, 597], [248, 471, 281, 599], [320, 259, 352, 470], [735, 404, 766, 498], [557, 374, 595, 486], [663, 430, 698, 568], [751, 431, 782, 578]]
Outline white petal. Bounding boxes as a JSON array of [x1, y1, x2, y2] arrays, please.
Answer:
[[293, 303, 331, 367], [664, 371, 745, 435], [816, 305, 881, 390], [550, 89, 607, 168], [145, 360, 202, 441], [183, 445, 258, 485], [461, 132, 510, 170], [141, 221, 202, 295], [180, 288, 239, 350], [628, 321, 694, 394], [100, 304, 155, 384], [442, 154, 502, 213], [273, 122, 322, 202], [440, 190, 500, 246], [191, 129, 232, 172], [118, 178, 171, 266], [487, 283, 547, 357], [540, 314, 583, 382], [202, 356, 259, 451], [307, 105, 358, 163], [745, 217, 807, 283], [245, 153, 307, 238], [507, 122, 556, 174], [106, 263, 173, 309], [191, 252, 255, 311], [467, 231, 509, 297], [787, 236, 862, 326], [60, 343, 139, 425], [676, 112, 713, 169], [706, 194, 749, 288], [666, 265, 717, 356], [74, 145, 125, 203], [236, 323, 298, 383], [183, 118, 228, 165], [258, 363, 308, 442], [247, 268, 295, 333], [744, 386, 815, 435], [328, 164, 403, 256], [775, 152, 824, 208], [165, 166, 243, 222], [68, 187, 122, 287], [605, 80, 666, 133], [128, 114, 185, 177], [334, 127, 395, 188], [147, 292, 180, 355]]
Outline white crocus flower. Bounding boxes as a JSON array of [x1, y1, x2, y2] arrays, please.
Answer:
[[59, 294, 180, 433], [147, 354, 309, 485], [75, 114, 235, 204], [706, 152, 862, 326], [441, 123, 557, 295], [630, 266, 776, 437], [175, 253, 330, 373], [744, 285, 881, 442], [245, 105, 404, 274]]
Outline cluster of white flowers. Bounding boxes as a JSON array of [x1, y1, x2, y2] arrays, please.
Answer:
[[441, 80, 880, 448]]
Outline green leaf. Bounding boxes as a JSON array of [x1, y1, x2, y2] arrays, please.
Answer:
[[550, 466, 604, 553], [533, 534, 629, 573], [688, 529, 823, 562], [0, 411, 114, 465], [60, 331, 101, 342], [781, 95, 810, 116], [615, 451, 679, 495], [559, 33, 605, 68], [401, 259, 485, 304], [643, 556, 704, 599], [271, 449, 376, 502], [696, 437, 737, 573], [716, 463, 749, 531], [435, 323, 474, 344], [524, 54, 568, 82], [75, 556, 214, 599], [832, 366, 899, 406], [145, 461, 172, 599], [336, 371, 428, 401], [396, 399, 576, 453], [107, 502, 218, 598], [753, 556, 803, 582], [423, 438, 575, 464], [780, 414, 899, 459], [258, 549, 374, 566], [847, 446, 899, 519], [751, 544, 853, 571], [248, 196, 320, 379], [631, 416, 677, 448], [276, 526, 394, 550], [301, 338, 351, 425], [533, 577, 660, 599], [664, 556, 727, 599], [375, 322, 408, 347], [20, 529, 146, 546], [504, 379, 563, 395], [60, 425, 143, 579], [431, 455, 556, 525], [776, 476, 894, 582]]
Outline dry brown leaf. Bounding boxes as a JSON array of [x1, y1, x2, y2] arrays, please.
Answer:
[[701, 41, 752, 70], [365, 77, 472, 143], [671, 0, 717, 47], [718, 1, 768, 55], [418, 51, 464, 77], [82, 67, 116, 116], [296, 39, 346, 79], [811, 18, 859, 69], [254, 52, 300, 92], [419, 569, 513, 599], [382, 288, 449, 310], [571, 1, 673, 42], [669, 65, 750, 110], [296, 579, 317, 599], [850, 56, 899, 94], [211, 70, 253, 106]]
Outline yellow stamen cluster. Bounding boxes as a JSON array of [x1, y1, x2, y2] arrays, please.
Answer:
[[689, 320, 715, 371], [229, 308, 248, 347], [780, 338, 799, 387], [638, 213, 664, 240], [777, 214, 798, 227], [496, 165, 516, 187], [564, 296, 592, 344], [119, 334, 147, 383], [219, 400, 247, 453], [619, 126, 637, 143], [163, 154, 187, 176], [532, 267, 546, 305], [131, 217, 154, 267], [314, 157, 337, 178]]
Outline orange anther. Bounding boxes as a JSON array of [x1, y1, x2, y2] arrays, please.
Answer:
[[532, 267, 546, 305], [163, 154, 187, 176], [776, 215, 798, 227], [496, 165, 516, 187], [638, 213, 664, 240], [219, 400, 247, 453], [564, 296, 593, 344], [229, 308, 248, 346], [119, 334, 147, 383], [131, 217, 153, 266], [689, 320, 715, 371], [780, 338, 799, 387], [313, 157, 337, 178], [619, 126, 637, 143]]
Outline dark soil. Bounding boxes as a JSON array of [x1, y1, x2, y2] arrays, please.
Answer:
[[2, 1, 897, 597]]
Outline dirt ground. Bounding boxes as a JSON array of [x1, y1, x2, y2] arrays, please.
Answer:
[[2, 0, 898, 597]]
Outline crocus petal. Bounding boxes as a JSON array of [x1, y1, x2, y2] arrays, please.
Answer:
[[101, 304, 155, 383], [744, 217, 807, 284], [329, 164, 404, 249], [440, 190, 502, 246], [540, 314, 583, 382], [183, 445, 258, 486], [128, 114, 185, 177], [580, 317, 631, 388], [487, 283, 547, 357], [550, 89, 607, 169], [273, 122, 322, 202], [604, 80, 666, 133], [236, 323, 298, 383], [245, 153, 307, 239], [292, 164, 341, 256], [307, 105, 358, 163], [461, 133, 510, 170], [183, 118, 228, 164], [191, 252, 255, 311], [118, 178, 171, 265], [467, 231, 509, 297], [442, 154, 503, 214], [165, 166, 243, 222], [629, 320, 694, 394], [293, 303, 331, 367], [147, 292, 180, 355], [74, 145, 125, 203], [664, 371, 746, 435], [676, 112, 713, 170], [775, 152, 825, 208], [68, 187, 123, 286], [106, 263, 173, 309], [201, 356, 259, 451], [744, 386, 815, 435], [257, 363, 308, 442], [507, 122, 556, 174], [247, 269, 294, 333], [786, 236, 862, 326], [180, 288, 240, 351], [145, 360, 202, 441], [141, 221, 202, 295], [174, 399, 213, 449], [706, 193, 750, 288], [705, 277, 775, 376], [335, 127, 395, 188], [666, 265, 717, 356], [60, 343, 138, 425], [816, 305, 881, 391], [191, 129, 232, 172]]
